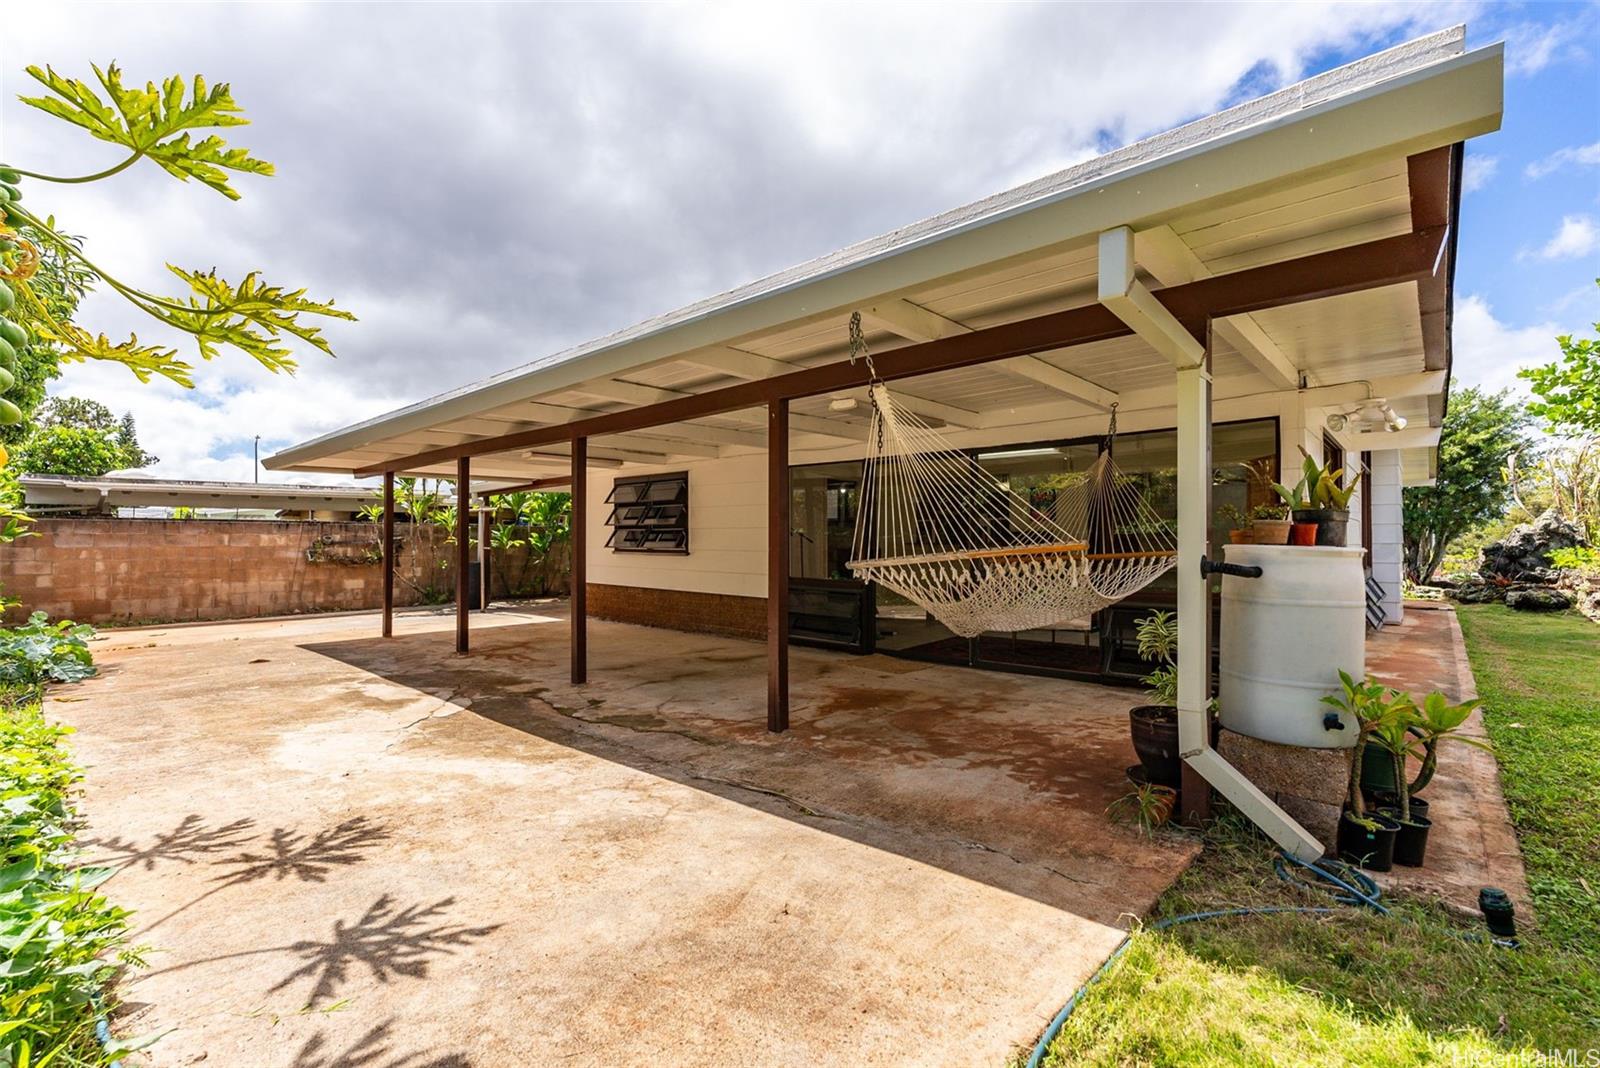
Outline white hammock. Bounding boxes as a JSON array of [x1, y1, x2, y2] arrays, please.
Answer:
[[847, 383, 1177, 638]]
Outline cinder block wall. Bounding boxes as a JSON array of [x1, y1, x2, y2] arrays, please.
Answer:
[[0, 518, 565, 626]]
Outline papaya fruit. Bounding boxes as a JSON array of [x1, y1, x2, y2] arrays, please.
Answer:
[[0, 168, 18, 184], [0, 184, 17, 202], [0, 398, 22, 426], [0, 365, 13, 392], [0, 338, 12, 365], [0, 318, 24, 347], [0, 281, 11, 312]]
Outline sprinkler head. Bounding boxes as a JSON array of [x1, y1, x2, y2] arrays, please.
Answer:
[[1479, 887, 1517, 942]]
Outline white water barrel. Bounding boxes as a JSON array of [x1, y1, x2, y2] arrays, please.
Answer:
[[1218, 544, 1365, 749]]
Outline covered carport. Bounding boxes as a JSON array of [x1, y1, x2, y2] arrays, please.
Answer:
[[269, 27, 1502, 864]]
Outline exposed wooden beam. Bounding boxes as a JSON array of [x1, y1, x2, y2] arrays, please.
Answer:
[[1137, 224, 1300, 388], [358, 227, 1445, 477], [1099, 226, 1206, 368], [677, 346, 789, 380], [1332, 424, 1441, 453], [595, 433, 721, 459], [999, 355, 1119, 411], [864, 297, 1118, 412], [860, 297, 970, 341], [478, 476, 572, 496], [1408, 146, 1456, 377]]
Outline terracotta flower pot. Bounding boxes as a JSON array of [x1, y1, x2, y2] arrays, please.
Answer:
[[1290, 522, 1318, 545], [1228, 529, 1252, 544], [1251, 519, 1291, 545]]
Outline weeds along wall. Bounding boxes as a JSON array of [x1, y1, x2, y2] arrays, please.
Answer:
[[0, 518, 569, 626]]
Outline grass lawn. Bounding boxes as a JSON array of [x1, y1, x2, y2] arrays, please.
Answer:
[[1029, 605, 1600, 1066]]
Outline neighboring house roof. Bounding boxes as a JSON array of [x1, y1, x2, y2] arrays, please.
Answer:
[[20, 475, 379, 513], [268, 25, 1502, 482]]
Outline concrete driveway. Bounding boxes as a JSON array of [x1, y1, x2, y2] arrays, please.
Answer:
[[61, 604, 1197, 1066]]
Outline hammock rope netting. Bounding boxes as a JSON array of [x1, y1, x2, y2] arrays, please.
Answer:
[[844, 321, 1177, 637]]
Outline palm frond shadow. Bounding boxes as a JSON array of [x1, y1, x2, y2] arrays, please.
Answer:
[[83, 813, 258, 872], [143, 894, 500, 1011], [271, 894, 501, 1008], [137, 816, 392, 934], [212, 816, 392, 887], [294, 1019, 471, 1067]]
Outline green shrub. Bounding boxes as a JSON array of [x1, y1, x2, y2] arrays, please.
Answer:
[[0, 614, 96, 693], [1, 657, 146, 1065], [1549, 545, 1600, 572]]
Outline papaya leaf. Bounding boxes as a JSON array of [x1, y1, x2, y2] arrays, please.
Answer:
[[19, 64, 272, 199]]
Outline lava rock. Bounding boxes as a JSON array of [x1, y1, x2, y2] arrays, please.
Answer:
[[1452, 582, 1503, 604], [1480, 511, 1588, 582], [1505, 588, 1573, 612]]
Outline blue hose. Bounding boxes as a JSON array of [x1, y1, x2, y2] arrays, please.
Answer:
[[1023, 852, 1387, 1068]]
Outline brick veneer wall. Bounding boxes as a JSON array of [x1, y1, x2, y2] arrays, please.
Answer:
[[586, 582, 767, 642], [0, 518, 565, 626]]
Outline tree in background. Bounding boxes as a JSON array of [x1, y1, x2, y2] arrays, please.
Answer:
[[10, 396, 158, 477], [1516, 283, 1600, 542], [1403, 384, 1529, 582], [1520, 280, 1600, 440]]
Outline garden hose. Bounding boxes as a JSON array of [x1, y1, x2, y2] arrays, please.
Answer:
[[1023, 851, 1392, 1068]]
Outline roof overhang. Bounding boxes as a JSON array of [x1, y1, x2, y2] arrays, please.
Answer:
[[269, 26, 1502, 480]]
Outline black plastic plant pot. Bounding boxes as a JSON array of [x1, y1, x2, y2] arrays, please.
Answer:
[[1392, 816, 1432, 867], [1129, 705, 1181, 787], [1337, 811, 1400, 872], [1360, 746, 1398, 794], [1292, 507, 1350, 547]]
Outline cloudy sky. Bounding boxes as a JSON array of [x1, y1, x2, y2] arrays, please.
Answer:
[[3, 2, 1598, 484]]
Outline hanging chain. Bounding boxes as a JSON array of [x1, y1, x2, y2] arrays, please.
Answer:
[[847, 310, 880, 383], [1103, 402, 1120, 452]]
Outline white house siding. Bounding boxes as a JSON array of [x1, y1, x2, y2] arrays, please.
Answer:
[[586, 452, 769, 600], [1366, 449, 1406, 623]]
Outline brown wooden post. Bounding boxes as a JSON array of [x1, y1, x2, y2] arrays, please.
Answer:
[[767, 400, 789, 732], [455, 456, 470, 655], [382, 470, 395, 638], [571, 437, 587, 685]]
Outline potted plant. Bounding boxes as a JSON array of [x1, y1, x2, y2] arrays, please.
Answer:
[[1271, 476, 1319, 545], [1361, 696, 1434, 867], [1321, 670, 1406, 871], [1219, 504, 1252, 544], [1249, 502, 1291, 545], [1279, 450, 1363, 547], [1380, 691, 1489, 864], [1129, 610, 1181, 787]]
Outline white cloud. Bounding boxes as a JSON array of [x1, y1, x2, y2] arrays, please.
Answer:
[[1525, 140, 1600, 180], [1521, 215, 1600, 261], [1451, 295, 1565, 395], [1500, 18, 1585, 77], [0, 4, 1470, 479], [1461, 154, 1499, 193]]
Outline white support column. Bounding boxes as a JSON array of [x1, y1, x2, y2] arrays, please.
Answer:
[[1367, 450, 1405, 623], [1176, 348, 1325, 861], [477, 503, 490, 610]]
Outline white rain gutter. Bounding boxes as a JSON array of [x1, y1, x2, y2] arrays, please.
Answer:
[[1099, 227, 1324, 862]]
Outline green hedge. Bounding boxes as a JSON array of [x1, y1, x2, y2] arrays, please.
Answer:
[[1, 620, 147, 1067]]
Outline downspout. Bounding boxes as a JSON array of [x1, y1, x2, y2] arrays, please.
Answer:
[[1099, 227, 1324, 862]]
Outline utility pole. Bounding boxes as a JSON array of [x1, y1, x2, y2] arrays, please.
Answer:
[[254, 435, 261, 483]]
